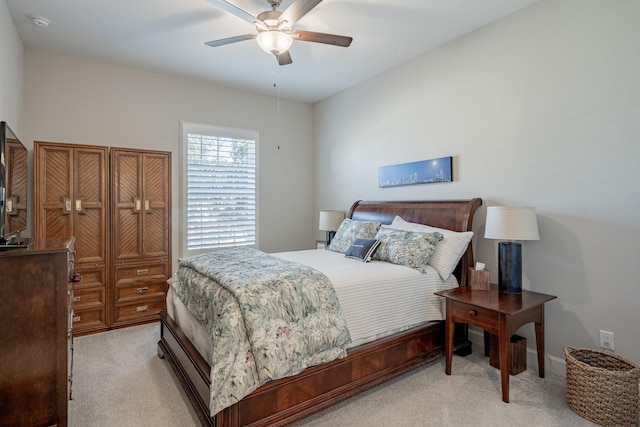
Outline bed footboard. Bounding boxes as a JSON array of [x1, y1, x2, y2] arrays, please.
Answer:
[[159, 311, 470, 427]]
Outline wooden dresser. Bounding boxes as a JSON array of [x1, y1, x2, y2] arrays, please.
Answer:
[[0, 237, 75, 426]]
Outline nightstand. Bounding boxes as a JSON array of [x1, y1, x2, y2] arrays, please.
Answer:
[[434, 285, 556, 403]]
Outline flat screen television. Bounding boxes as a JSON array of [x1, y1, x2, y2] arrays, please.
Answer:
[[0, 121, 29, 247]]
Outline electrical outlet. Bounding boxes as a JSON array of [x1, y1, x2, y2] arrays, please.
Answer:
[[600, 330, 615, 351]]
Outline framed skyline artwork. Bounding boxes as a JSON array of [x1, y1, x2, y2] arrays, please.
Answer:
[[378, 156, 453, 188]]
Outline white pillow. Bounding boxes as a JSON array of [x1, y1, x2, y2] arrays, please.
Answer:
[[389, 216, 473, 281]]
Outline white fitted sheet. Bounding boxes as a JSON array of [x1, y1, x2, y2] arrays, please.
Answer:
[[166, 249, 458, 363]]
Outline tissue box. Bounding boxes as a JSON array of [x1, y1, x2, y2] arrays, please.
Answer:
[[468, 267, 490, 290]]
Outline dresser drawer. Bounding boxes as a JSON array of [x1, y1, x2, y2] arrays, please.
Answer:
[[450, 301, 499, 332]]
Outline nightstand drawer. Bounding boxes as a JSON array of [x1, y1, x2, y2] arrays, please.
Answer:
[[450, 301, 499, 332]]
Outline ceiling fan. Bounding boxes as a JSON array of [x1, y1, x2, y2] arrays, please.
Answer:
[[205, 0, 353, 65]]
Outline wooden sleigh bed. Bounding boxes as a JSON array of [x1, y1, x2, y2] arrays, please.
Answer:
[[158, 198, 482, 426]]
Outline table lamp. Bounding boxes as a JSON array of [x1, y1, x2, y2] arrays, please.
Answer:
[[484, 206, 540, 293], [319, 210, 344, 246]]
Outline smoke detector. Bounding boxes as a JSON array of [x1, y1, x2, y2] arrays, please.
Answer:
[[30, 16, 50, 28]]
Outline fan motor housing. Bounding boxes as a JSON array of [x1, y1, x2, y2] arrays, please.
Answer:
[[257, 10, 283, 28]]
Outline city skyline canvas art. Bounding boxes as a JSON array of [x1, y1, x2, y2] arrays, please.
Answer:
[[378, 156, 453, 188]]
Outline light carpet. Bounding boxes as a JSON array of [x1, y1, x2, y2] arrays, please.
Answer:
[[69, 322, 598, 427]]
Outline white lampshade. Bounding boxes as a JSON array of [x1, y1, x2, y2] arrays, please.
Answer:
[[256, 30, 293, 55], [484, 206, 540, 241], [319, 211, 344, 231]]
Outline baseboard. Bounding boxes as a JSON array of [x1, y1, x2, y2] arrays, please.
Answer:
[[546, 354, 566, 378], [468, 327, 566, 378]]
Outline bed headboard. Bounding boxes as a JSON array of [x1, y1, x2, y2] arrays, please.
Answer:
[[348, 198, 482, 286]]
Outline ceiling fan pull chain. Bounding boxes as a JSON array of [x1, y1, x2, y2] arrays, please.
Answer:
[[275, 70, 281, 150]]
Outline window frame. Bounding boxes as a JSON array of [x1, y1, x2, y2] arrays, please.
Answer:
[[180, 121, 259, 258]]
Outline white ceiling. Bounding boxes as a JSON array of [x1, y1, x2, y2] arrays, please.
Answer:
[[7, 0, 537, 103]]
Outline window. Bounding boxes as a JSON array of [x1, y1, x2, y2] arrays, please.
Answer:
[[181, 122, 258, 257]]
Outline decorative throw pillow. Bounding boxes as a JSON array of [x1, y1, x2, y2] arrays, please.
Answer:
[[373, 227, 443, 273], [329, 219, 381, 253], [390, 216, 473, 280], [345, 238, 381, 262]]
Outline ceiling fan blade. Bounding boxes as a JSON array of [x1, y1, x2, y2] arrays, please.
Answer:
[[277, 51, 293, 66], [207, 0, 257, 24], [280, 0, 323, 25], [205, 34, 256, 47], [292, 30, 352, 47]]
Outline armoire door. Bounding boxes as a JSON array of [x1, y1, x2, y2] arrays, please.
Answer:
[[111, 149, 170, 260], [4, 140, 28, 234], [34, 141, 109, 335], [142, 152, 171, 258]]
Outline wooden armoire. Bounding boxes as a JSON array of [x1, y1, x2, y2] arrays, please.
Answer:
[[35, 142, 110, 335], [110, 148, 171, 329], [34, 142, 171, 335]]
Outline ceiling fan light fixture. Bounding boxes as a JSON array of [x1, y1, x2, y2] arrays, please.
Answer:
[[256, 30, 293, 55]]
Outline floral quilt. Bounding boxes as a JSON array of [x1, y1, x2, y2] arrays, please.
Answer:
[[169, 247, 351, 415]]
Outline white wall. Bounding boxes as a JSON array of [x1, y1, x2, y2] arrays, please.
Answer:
[[10, 0, 640, 373], [0, 0, 23, 130], [314, 0, 640, 371], [22, 49, 315, 266]]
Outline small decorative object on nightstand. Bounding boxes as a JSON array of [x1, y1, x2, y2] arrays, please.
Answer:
[[316, 240, 326, 250], [468, 262, 490, 290], [319, 210, 344, 246], [484, 206, 540, 293]]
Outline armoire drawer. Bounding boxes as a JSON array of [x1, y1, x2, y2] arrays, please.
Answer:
[[116, 281, 168, 302], [113, 262, 168, 284], [114, 298, 165, 324], [72, 287, 105, 308], [72, 306, 106, 332]]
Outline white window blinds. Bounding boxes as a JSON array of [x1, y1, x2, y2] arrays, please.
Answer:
[[183, 123, 257, 254]]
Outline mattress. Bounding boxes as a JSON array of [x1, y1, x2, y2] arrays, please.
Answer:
[[166, 249, 458, 364]]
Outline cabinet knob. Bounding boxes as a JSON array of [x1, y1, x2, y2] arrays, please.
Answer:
[[468, 310, 477, 316]]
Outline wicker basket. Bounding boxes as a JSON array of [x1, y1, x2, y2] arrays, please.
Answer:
[[564, 347, 640, 427]]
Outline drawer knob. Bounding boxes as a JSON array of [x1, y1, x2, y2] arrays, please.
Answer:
[[73, 296, 81, 303], [136, 305, 149, 312], [468, 310, 477, 316], [136, 287, 149, 294]]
